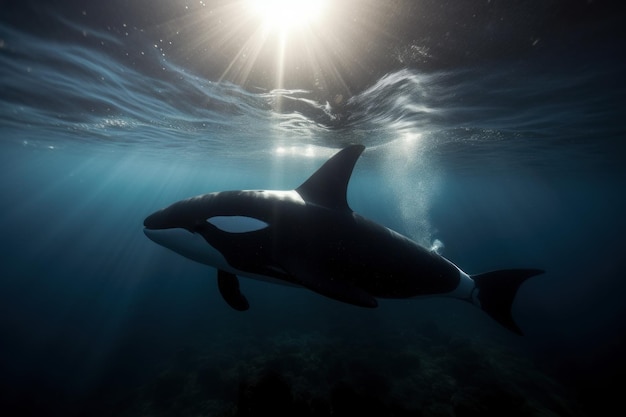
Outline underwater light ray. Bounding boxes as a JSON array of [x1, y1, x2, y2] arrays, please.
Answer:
[[217, 24, 273, 86], [146, 0, 403, 106], [216, 1, 343, 93], [242, 0, 332, 93], [274, 30, 288, 107], [150, 3, 259, 74]]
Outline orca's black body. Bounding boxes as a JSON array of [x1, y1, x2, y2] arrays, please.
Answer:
[[144, 145, 542, 334]]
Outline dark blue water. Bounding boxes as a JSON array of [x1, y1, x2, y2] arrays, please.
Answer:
[[1, 1, 625, 416]]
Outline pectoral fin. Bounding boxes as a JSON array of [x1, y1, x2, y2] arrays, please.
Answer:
[[283, 261, 377, 308], [217, 270, 249, 311]]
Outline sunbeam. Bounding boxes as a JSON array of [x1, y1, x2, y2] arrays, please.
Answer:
[[153, 0, 393, 104]]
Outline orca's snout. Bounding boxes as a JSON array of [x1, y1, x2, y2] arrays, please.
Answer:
[[143, 213, 154, 229], [143, 206, 188, 231], [143, 210, 163, 229]]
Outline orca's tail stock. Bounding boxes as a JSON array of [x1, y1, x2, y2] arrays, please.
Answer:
[[472, 269, 544, 335]]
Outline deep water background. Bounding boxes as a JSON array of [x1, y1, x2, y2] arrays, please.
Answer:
[[1, 1, 625, 416]]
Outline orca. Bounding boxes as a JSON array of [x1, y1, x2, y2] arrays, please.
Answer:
[[144, 145, 543, 334]]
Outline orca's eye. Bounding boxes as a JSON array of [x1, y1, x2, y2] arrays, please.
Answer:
[[206, 216, 269, 233]]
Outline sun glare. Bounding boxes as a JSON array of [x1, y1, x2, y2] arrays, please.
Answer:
[[247, 0, 327, 31], [201, 0, 349, 106]]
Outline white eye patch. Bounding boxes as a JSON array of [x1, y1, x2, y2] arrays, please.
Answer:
[[206, 216, 269, 233]]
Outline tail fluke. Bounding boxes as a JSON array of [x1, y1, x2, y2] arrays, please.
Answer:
[[472, 269, 544, 335]]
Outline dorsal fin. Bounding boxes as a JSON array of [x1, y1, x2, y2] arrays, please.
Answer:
[[295, 144, 364, 211]]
